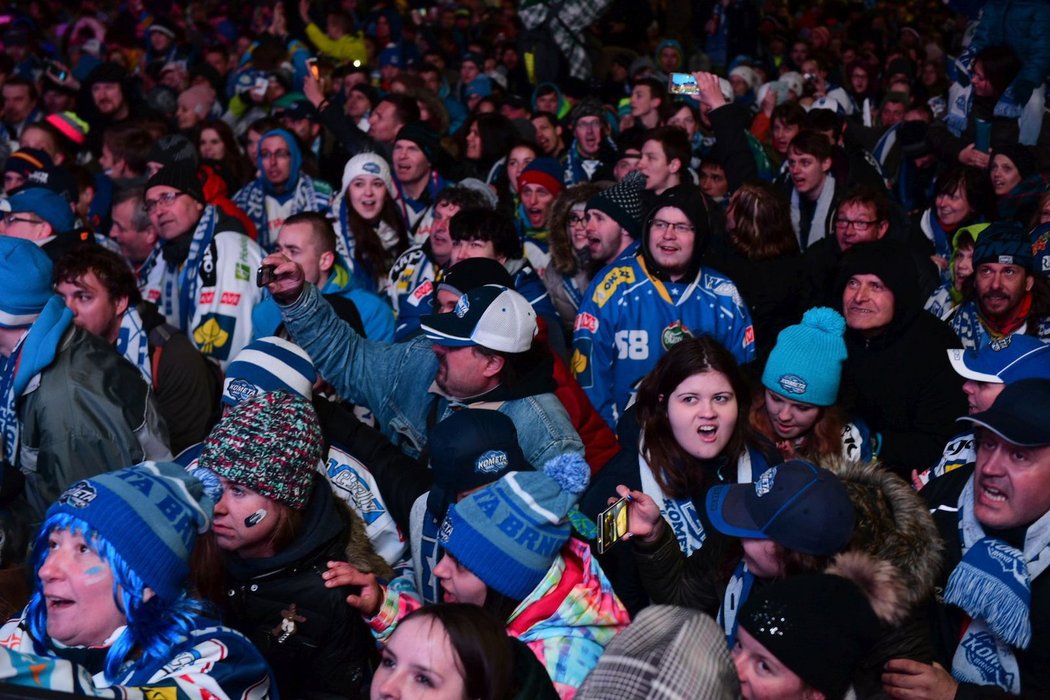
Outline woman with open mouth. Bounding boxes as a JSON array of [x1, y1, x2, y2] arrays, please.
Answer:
[[580, 336, 779, 613]]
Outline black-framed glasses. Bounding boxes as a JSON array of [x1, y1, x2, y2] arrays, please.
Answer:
[[834, 218, 879, 232], [144, 191, 186, 213], [1, 213, 42, 226], [651, 219, 695, 234]]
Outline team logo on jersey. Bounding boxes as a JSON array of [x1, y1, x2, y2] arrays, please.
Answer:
[[193, 313, 237, 360], [660, 321, 692, 350]]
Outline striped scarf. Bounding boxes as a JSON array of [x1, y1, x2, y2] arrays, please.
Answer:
[[233, 175, 326, 251]]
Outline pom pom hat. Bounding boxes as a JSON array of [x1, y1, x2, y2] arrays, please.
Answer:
[[45, 462, 215, 602], [762, 307, 848, 406], [439, 453, 589, 600]]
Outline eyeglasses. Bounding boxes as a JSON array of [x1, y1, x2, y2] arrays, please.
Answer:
[[144, 191, 186, 213], [651, 219, 694, 234], [260, 149, 291, 161], [569, 214, 587, 226], [1, 213, 42, 226], [834, 218, 879, 232]]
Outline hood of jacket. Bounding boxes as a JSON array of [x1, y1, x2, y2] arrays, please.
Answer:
[[15, 296, 73, 396], [822, 455, 943, 613], [835, 238, 922, 347], [256, 128, 302, 199], [507, 538, 629, 679], [639, 185, 711, 283]]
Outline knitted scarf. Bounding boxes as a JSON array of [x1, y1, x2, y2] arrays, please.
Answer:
[[233, 174, 325, 251], [116, 306, 152, 384], [718, 559, 756, 648], [0, 336, 25, 465], [945, 475, 1050, 692], [790, 173, 836, 251]]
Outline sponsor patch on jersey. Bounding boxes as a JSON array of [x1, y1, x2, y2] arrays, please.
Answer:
[[660, 320, 692, 350], [410, 280, 434, 306], [193, 313, 237, 360], [574, 312, 599, 333], [591, 266, 635, 307], [744, 325, 755, 347], [199, 290, 215, 305], [220, 292, 241, 306]]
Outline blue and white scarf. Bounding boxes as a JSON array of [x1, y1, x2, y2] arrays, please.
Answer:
[[946, 475, 1050, 692], [719, 559, 756, 647], [0, 336, 25, 466], [233, 174, 327, 251], [116, 306, 152, 384]]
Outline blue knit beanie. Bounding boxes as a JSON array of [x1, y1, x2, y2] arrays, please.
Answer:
[[439, 453, 589, 601], [45, 462, 216, 602], [222, 336, 315, 406], [762, 307, 847, 407], [0, 237, 54, 328]]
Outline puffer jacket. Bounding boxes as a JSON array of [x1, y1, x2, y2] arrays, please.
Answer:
[[221, 474, 384, 699], [16, 298, 171, 519]]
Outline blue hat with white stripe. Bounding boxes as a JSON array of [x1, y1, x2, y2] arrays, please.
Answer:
[[438, 453, 589, 600], [0, 237, 54, 328], [222, 336, 315, 406]]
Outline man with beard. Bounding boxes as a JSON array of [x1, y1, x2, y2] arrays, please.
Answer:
[[261, 255, 583, 467], [948, 221, 1050, 348]]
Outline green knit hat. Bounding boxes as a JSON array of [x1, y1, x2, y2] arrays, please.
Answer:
[[200, 391, 322, 509]]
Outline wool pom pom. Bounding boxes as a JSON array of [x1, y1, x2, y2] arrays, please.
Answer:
[[801, 306, 846, 336], [542, 453, 590, 495]]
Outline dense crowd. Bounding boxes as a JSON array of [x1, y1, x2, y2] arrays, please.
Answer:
[[0, 0, 1048, 698]]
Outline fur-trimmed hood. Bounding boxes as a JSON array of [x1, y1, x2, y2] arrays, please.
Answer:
[[821, 455, 944, 612]]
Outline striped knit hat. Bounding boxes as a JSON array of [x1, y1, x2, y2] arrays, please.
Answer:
[[44, 112, 90, 146], [222, 336, 315, 406], [200, 391, 322, 510]]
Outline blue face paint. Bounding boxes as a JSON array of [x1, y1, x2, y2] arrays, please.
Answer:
[[245, 509, 268, 528]]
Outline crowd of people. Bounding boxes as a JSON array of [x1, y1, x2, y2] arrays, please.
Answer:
[[0, 0, 1048, 697]]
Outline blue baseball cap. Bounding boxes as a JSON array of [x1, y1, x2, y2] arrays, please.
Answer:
[[947, 335, 1050, 384], [706, 460, 855, 556], [6, 186, 75, 233]]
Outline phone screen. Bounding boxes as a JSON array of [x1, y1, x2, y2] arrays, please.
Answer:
[[597, 497, 630, 554]]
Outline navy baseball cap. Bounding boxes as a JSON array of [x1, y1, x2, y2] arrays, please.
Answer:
[[706, 460, 856, 556], [959, 378, 1050, 447], [427, 410, 531, 520], [420, 285, 536, 353], [947, 335, 1050, 384]]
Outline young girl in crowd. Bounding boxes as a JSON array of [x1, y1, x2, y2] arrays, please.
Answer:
[[0, 462, 276, 698], [924, 223, 989, 319], [373, 604, 559, 700], [751, 307, 874, 463], [195, 391, 387, 699], [326, 454, 630, 699], [332, 152, 409, 292]]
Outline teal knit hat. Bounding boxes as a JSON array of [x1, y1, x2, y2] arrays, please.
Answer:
[[762, 307, 847, 406]]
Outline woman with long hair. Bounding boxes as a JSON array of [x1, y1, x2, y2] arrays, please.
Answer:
[[331, 152, 409, 291], [459, 112, 518, 184], [195, 118, 254, 192], [911, 166, 994, 281], [194, 391, 387, 699]]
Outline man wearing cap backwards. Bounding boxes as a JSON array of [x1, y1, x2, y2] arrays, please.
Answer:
[[388, 184, 497, 341], [947, 220, 1050, 349], [0, 186, 92, 266], [264, 252, 583, 467], [0, 238, 170, 530], [232, 128, 332, 251], [884, 379, 1050, 699], [142, 164, 264, 367], [915, 335, 1050, 489], [575, 184, 755, 428]]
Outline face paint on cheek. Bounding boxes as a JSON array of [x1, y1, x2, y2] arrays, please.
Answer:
[[82, 565, 107, 585], [245, 509, 268, 528]]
